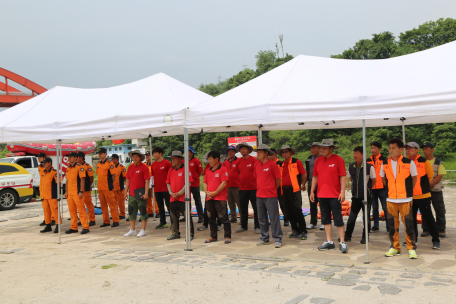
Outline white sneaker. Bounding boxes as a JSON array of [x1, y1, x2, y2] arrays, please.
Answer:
[[124, 230, 137, 237], [320, 224, 325, 230], [137, 229, 146, 237], [307, 224, 317, 229]]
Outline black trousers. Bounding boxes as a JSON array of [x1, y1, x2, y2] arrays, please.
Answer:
[[191, 187, 204, 217], [203, 196, 222, 227], [345, 197, 371, 239], [413, 197, 440, 243], [239, 189, 259, 230], [422, 191, 446, 231], [282, 187, 307, 234], [169, 200, 194, 237], [307, 185, 319, 226], [277, 187, 288, 222], [155, 191, 171, 224], [206, 200, 231, 239]]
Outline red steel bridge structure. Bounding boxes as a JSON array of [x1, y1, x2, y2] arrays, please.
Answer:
[[0, 67, 47, 108]]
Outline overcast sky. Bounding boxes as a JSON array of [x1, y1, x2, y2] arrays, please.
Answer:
[[1, 0, 455, 92]]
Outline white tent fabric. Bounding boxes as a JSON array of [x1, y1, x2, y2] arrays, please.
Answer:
[[0, 73, 211, 143], [186, 41, 456, 132]]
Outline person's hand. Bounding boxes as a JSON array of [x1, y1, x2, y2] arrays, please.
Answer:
[[339, 192, 345, 203], [124, 193, 128, 201], [301, 184, 306, 191], [142, 193, 149, 200], [78, 192, 83, 200], [172, 193, 179, 199], [309, 192, 315, 202], [64, 193, 68, 199]]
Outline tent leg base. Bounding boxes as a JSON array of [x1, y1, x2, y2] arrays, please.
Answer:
[[364, 262, 370, 264], [184, 249, 193, 251]]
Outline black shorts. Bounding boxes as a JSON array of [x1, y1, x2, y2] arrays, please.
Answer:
[[319, 197, 344, 227]]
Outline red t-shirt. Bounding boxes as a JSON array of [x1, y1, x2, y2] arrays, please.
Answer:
[[282, 159, 306, 186], [204, 162, 222, 177], [125, 162, 151, 196], [182, 156, 203, 188], [166, 164, 193, 202], [204, 165, 229, 201], [313, 154, 346, 198], [223, 157, 240, 188], [151, 159, 172, 192], [235, 156, 259, 190], [254, 160, 281, 198]]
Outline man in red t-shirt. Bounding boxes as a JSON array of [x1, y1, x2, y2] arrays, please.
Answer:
[[278, 145, 308, 240], [151, 147, 173, 229], [310, 139, 347, 253], [233, 142, 260, 234], [166, 151, 194, 240], [254, 144, 283, 248], [223, 145, 241, 223], [203, 150, 231, 244], [123, 150, 150, 238], [182, 146, 204, 222]]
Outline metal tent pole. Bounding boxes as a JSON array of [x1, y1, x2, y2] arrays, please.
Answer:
[[148, 135, 155, 221], [258, 125, 263, 145], [56, 140, 61, 244], [401, 117, 406, 156], [184, 127, 192, 251], [362, 120, 369, 264]]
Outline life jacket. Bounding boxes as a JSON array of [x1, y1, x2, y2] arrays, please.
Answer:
[[382, 155, 414, 199], [348, 162, 373, 199], [367, 153, 387, 189], [431, 158, 444, 191], [410, 155, 431, 196], [279, 157, 301, 194]]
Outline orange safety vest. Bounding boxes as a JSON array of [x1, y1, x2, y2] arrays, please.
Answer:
[[367, 153, 386, 189], [382, 155, 414, 199], [410, 154, 430, 196], [279, 157, 301, 194]]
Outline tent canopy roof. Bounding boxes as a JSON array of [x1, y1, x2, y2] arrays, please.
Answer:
[[0, 73, 212, 143], [187, 41, 456, 132]]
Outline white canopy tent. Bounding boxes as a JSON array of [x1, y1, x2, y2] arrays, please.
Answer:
[[0, 72, 212, 144]]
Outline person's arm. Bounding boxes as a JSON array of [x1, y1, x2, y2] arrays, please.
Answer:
[[347, 177, 352, 191], [431, 175, 444, 188], [210, 181, 228, 197], [339, 176, 346, 202], [90, 176, 94, 187], [412, 175, 417, 189], [309, 176, 318, 202], [410, 161, 418, 189], [142, 180, 149, 200], [425, 161, 433, 182], [301, 173, 307, 191], [64, 181, 69, 199], [275, 178, 281, 189], [382, 177, 387, 187], [124, 179, 130, 200], [79, 177, 85, 199]]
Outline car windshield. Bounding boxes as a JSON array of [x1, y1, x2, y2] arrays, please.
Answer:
[[0, 158, 15, 163]]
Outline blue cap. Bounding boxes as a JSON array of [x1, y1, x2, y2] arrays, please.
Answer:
[[421, 142, 435, 148], [224, 145, 237, 155], [182, 146, 195, 154]]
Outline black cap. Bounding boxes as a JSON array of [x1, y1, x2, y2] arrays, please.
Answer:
[[66, 152, 78, 157], [145, 151, 150, 156], [76, 152, 85, 158], [38, 152, 46, 158], [111, 154, 119, 159], [97, 147, 107, 154], [42, 157, 53, 164], [421, 142, 435, 148]]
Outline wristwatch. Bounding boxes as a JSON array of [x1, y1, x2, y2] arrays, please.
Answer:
[[79, 191, 84, 194]]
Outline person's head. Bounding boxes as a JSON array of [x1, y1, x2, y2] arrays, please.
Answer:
[[170, 151, 183, 167], [236, 143, 253, 157], [310, 145, 321, 157], [257, 149, 269, 161], [98, 147, 107, 160], [76, 152, 85, 164], [353, 146, 363, 164], [388, 138, 404, 158], [405, 142, 419, 159], [320, 146, 334, 158], [207, 150, 220, 167], [67, 152, 77, 164], [42, 157, 52, 170], [131, 153, 141, 164], [111, 154, 119, 165], [278, 145, 295, 161], [371, 141, 382, 156], [152, 147, 164, 160], [225, 145, 236, 158], [319, 139, 338, 158], [37, 153, 46, 163], [421, 142, 435, 158], [187, 146, 195, 159], [268, 149, 278, 161], [239, 146, 250, 156], [145, 151, 151, 162]]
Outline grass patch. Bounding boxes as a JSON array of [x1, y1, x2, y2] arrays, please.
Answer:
[[101, 264, 117, 270]]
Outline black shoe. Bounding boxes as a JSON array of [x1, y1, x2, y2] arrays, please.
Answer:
[[167, 234, 180, 240], [51, 220, 56, 226], [65, 229, 78, 234], [89, 221, 96, 226], [111, 222, 119, 227], [147, 214, 154, 218], [288, 231, 300, 238], [39, 220, 46, 226], [179, 217, 185, 222], [110, 217, 112, 220], [100, 223, 110, 227], [40, 224, 52, 233], [156, 223, 167, 229], [155, 214, 160, 218], [81, 229, 90, 235], [198, 216, 204, 223], [139, 219, 142, 222], [119, 216, 126, 220], [284, 221, 290, 227], [432, 242, 441, 250], [77, 222, 82, 226], [126, 218, 130, 221], [371, 226, 379, 232], [53, 225, 59, 233], [360, 238, 366, 244]]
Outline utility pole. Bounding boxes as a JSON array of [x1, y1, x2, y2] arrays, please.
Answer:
[[275, 42, 280, 58], [279, 34, 284, 58], [217, 75, 223, 84], [242, 62, 248, 70]]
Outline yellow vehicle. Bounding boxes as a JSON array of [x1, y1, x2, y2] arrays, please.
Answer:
[[0, 163, 34, 211]]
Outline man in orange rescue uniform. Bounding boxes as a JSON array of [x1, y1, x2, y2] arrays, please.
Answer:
[[64, 152, 90, 234], [39, 157, 62, 233], [96, 147, 120, 228], [380, 138, 418, 259], [111, 154, 127, 220], [38, 152, 55, 226], [144, 151, 159, 218], [76, 152, 96, 226]]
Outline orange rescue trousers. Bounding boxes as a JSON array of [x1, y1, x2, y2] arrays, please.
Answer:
[[386, 201, 417, 251], [99, 190, 119, 224], [114, 189, 126, 217], [42, 199, 61, 225], [147, 194, 159, 215], [67, 194, 89, 230], [83, 191, 96, 222]]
